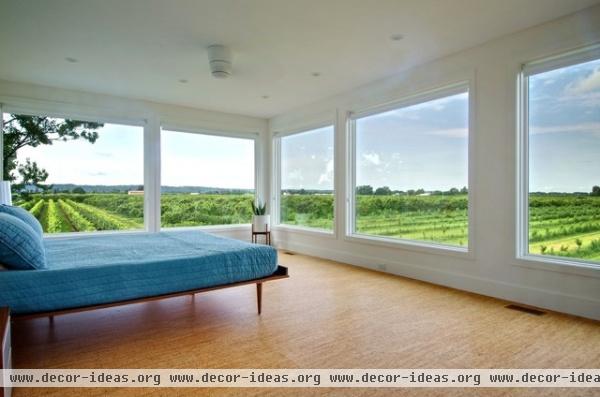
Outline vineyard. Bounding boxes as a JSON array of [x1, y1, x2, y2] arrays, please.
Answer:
[[280, 193, 600, 261], [14, 192, 600, 261], [14, 193, 255, 233]]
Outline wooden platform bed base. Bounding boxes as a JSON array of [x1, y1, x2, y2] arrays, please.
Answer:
[[14, 265, 289, 321]]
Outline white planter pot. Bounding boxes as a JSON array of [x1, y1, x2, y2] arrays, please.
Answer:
[[252, 215, 270, 232]]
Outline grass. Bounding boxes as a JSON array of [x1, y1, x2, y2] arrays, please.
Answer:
[[17, 192, 600, 262]]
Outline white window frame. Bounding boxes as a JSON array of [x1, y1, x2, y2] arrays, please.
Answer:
[[0, 105, 149, 237], [159, 124, 261, 232], [0, 103, 263, 236], [346, 81, 474, 256], [272, 123, 337, 236], [516, 45, 600, 274]]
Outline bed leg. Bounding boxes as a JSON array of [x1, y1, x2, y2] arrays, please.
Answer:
[[256, 283, 262, 315]]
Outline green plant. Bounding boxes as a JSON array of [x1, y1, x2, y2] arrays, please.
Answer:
[[251, 200, 267, 215], [575, 238, 583, 249], [57, 199, 95, 232], [540, 245, 547, 254]]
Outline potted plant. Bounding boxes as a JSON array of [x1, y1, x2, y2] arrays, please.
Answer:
[[251, 200, 270, 232]]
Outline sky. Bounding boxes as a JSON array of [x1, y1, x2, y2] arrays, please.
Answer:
[[17, 123, 144, 186], [14, 124, 255, 189], [529, 58, 600, 193], [281, 126, 334, 190], [355, 92, 469, 192], [5, 57, 600, 193], [161, 130, 254, 189]]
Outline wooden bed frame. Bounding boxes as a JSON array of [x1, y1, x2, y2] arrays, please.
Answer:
[[0, 265, 288, 396], [16, 265, 289, 320]]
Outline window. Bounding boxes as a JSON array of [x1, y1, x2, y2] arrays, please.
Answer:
[[277, 125, 335, 231], [161, 130, 255, 227], [350, 87, 469, 248], [3, 113, 144, 233], [521, 52, 600, 265]]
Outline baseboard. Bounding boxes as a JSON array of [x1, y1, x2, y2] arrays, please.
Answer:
[[275, 240, 600, 321]]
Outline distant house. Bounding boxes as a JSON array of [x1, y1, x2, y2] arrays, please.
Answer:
[[127, 190, 144, 195], [20, 184, 43, 193]]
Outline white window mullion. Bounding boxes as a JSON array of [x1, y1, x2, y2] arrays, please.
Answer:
[[144, 117, 161, 232]]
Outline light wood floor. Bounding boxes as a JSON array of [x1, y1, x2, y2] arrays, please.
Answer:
[[13, 251, 600, 397]]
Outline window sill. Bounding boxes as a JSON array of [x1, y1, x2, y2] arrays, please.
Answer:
[[273, 224, 336, 238], [43, 229, 146, 239], [344, 233, 473, 259], [515, 254, 600, 279], [161, 224, 251, 233]]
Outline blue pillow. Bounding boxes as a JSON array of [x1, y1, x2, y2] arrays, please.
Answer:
[[0, 204, 44, 237], [0, 213, 47, 270]]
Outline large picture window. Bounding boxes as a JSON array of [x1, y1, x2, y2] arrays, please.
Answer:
[[350, 87, 469, 248], [521, 53, 600, 264], [161, 130, 255, 227], [3, 113, 144, 233], [277, 125, 335, 231]]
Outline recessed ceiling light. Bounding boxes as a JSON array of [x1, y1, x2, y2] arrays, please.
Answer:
[[311, 72, 321, 77], [64, 57, 78, 63], [178, 79, 188, 83], [390, 34, 404, 41], [261, 95, 270, 99]]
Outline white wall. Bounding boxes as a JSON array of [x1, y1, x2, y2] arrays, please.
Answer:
[[1, 6, 598, 320], [0, 79, 268, 240], [269, 6, 600, 320]]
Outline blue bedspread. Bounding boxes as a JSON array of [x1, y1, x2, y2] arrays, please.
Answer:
[[0, 231, 278, 314]]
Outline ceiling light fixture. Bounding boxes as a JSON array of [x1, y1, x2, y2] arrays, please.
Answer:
[[390, 34, 404, 41], [261, 95, 270, 99], [311, 72, 321, 77], [178, 79, 188, 83], [207, 45, 232, 79], [64, 57, 78, 63]]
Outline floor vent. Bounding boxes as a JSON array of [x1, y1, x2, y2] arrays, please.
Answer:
[[505, 304, 546, 316]]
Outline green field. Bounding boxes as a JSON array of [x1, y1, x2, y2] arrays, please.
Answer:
[[279, 193, 600, 261], [14, 192, 600, 262]]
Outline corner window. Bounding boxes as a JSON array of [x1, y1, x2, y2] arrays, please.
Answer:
[[276, 125, 335, 231], [521, 52, 600, 265], [3, 113, 144, 233], [160, 130, 255, 228], [349, 87, 469, 248]]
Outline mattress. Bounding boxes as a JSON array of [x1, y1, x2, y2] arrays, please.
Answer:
[[0, 230, 278, 314]]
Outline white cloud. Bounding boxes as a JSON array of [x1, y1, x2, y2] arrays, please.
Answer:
[[391, 152, 403, 163], [287, 169, 304, 183], [566, 67, 600, 95], [530, 122, 600, 135], [362, 152, 381, 165], [318, 159, 334, 185], [426, 128, 468, 138]]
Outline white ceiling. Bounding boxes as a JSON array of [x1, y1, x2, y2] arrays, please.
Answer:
[[0, 0, 598, 118]]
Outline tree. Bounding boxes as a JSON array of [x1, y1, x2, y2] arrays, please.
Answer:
[[72, 187, 86, 194], [356, 185, 373, 195], [2, 115, 102, 184], [15, 158, 49, 191], [592, 186, 600, 196], [374, 186, 392, 196], [460, 186, 468, 194]]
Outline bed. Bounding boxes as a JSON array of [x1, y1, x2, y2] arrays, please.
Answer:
[[0, 230, 287, 317]]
